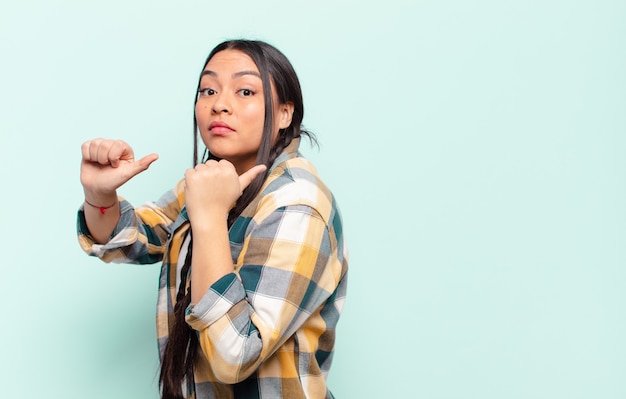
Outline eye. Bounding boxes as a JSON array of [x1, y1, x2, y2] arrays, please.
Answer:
[[198, 88, 215, 97], [238, 89, 254, 96]]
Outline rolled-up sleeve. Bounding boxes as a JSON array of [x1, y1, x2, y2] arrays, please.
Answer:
[[76, 180, 185, 264], [185, 273, 246, 328]]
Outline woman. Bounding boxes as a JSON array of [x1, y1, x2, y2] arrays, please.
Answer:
[[77, 39, 348, 399]]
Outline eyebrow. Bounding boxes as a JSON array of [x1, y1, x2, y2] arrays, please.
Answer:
[[201, 70, 262, 79]]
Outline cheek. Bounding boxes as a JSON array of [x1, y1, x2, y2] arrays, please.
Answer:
[[195, 107, 208, 129], [195, 101, 209, 118], [244, 103, 266, 127]]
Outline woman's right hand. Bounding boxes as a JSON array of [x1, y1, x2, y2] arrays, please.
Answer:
[[80, 138, 159, 197]]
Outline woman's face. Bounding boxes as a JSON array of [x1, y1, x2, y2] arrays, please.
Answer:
[[195, 49, 293, 174]]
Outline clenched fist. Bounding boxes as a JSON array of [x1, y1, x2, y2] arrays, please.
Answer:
[[81, 138, 159, 196], [184, 159, 266, 225]]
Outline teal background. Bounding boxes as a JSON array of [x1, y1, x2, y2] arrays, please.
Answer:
[[1, 0, 625, 398]]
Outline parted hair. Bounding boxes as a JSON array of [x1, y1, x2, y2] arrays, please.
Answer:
[[159, 39, 316, 398]]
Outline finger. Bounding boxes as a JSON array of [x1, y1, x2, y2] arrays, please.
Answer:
[[97, 140, 114, 165], [109, 140, 135, 168], [184, 167, 194, 180], [238, 164, 267, 190], [129, 153, 159, 177], [87, 139, 102, 163], [81, 140, 93, 162]]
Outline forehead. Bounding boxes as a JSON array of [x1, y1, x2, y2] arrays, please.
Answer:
[[203, 49, 259, 75]]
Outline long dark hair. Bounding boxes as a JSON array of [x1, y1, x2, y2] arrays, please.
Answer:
[[159, 39, 316, 398]]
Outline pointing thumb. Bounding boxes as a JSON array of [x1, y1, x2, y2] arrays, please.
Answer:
[[239, 164, 267, 190], [131, 153, 159, 176]]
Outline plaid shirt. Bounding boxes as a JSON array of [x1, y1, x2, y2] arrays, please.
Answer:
[[77, 139, 348, 399]]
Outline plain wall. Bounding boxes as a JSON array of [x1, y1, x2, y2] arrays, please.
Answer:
[[1, 0, 625, 397]]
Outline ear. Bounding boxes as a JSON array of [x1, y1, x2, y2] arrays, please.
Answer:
[[277, 101, 294, 129]]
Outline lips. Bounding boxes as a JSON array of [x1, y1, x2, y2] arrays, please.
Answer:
[[209, 121, 235, 135]]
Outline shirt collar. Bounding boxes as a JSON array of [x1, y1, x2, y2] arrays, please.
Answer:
[[268, 137, 301, 172]]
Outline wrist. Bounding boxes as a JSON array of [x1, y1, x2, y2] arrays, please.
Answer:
[[83, 188, 117, 206], [189, 211, 229, 232], [83, 189, 118, 215], [85, 198, 118, 215]]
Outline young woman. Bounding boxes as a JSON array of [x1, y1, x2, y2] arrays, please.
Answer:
[[77, 39, 348, 399]]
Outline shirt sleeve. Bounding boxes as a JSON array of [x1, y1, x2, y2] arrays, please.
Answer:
[[76, 180, 185, 264], [185, 203, 341, 384]]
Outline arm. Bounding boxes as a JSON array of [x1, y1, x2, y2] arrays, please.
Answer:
[[77, 138, 185, 264], [77, 181, 185, 264], [183, 159, 266, 303], [186, 203, 344, 383]]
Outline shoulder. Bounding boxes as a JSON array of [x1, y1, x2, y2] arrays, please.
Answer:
[[256, 156, 337, 225]]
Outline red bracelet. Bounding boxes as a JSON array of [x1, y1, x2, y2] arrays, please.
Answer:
[[85, 199, 117, 215]]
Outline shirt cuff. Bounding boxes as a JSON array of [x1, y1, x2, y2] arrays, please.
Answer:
[[77, 198, 138, 254], [185, 272, 246, 331]]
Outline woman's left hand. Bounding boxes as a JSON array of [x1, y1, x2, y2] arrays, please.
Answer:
[[184, 160, 266, 225]]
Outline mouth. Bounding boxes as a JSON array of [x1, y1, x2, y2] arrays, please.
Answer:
[[209, 121, 235, 135]]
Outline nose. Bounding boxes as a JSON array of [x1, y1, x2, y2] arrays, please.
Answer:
[[211, 92, 232, 115]]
